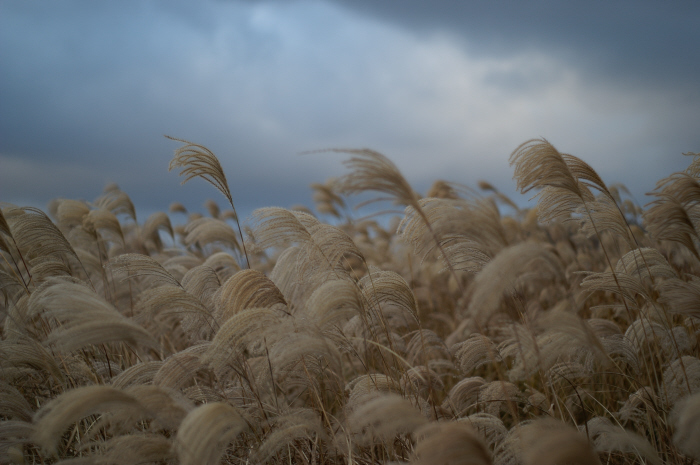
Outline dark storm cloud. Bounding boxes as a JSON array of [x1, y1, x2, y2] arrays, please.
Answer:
[[0, 0, 698, 220], [0, 1, 342, 214], [328, 0, 700, 90]]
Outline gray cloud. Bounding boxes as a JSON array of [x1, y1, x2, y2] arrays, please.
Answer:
[[1, 0, 697, 221], [327, 0, 700, 89]]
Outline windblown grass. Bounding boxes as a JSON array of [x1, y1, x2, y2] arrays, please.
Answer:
[[1, 138, 699, 464]]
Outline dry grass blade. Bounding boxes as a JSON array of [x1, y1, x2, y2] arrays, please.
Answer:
[[452, 334, 502, 375], [6, 207, 82, 268], [32, 385, 140, 455], [510, 139, 589, 211], [671, 392, 700, 460], [520, 418, 600, 465], [167, 136, 233, 204], [4, 135, 700, 465], [644, 192, 700, 258], [110, 361, 163, 389], [217, 269, 287, 323], [254, 408, 327, 463], [412, 422, 491, 465], [94, 185, 137, 221], [346, 393, 427, 446], [29, 279, 158, 353], [510, 139, 633, 252], [51, 199, 90, 229], [658, 276, 700, 318], [174, 402, 246, 465], [96, 433, 176, 465], [141, 211, 173, 250], [167, 135, 250, 267], [359, 267, 418, 320], [0, 336, 64, 383], [135, 285, 214, 327], [0, 381, 33, 421], [577, 193, 635, 248], [0, 420, 33, 464], [306, 223, 365, 268], [154, 342, 209, 389], [443, 376, 486, 417], [204, 307, 283, 376], [0, 208, 12, 239], [305, 279, 362, 329], [398, 197, 501, 272], [248, 207, 317, 252], [467, 242, 562, 326], [184, 217, 241, 253], [311, 178, 346, 218], [332, 148, 420, 210], [662, 356, 700, 407], [585, 416, 662, 465], [459, 413, 508, 450], [85, 208, 125, 246], [107, 253, 181, 288]]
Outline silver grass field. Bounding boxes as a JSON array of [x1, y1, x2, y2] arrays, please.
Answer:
[[1, 138, 699, 464]]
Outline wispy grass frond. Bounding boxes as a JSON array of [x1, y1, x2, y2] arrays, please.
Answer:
[[684, 151, 700, 177], [174, 402, 247, 465], [51, 199, 90, 229], [254, 408, 327, 464], [94, 185, 137, 222], [398, 197, 503, 271], [0, 381, 34, 421], [466, 242, 562, 326], [248, 207, 316, 252], [510, 139, 635, 255], [184, 217, 240, 253], [181, 264, 221, 305], [658, 276, 700, 318], [32, 385, 141, 455], [510, 139, 591, 209], [204, 307, 283, 376], [107, 253, 181, 288], [154, 342, 209, 389], [167, 136, 249, 267], [0, 336, 64, 383], [6, 207, 82, 268], [110, 361, 163, 389], [85, 208, 125, 246], [29, 279, 158, 353], [359, 267, 418, 321], [141, 211, 173, 250], [520, 418, 600, 465], [577, 193, 636, 248], [168, 137, 233, 205], [94, 433, 176, 465], [585, 416, 662, 465], [458, 412, 507, 450], [443, 376, 485, 417], [671, 392, 700, 460], [134, 285, 216, 338], [217, 269, 287, 322], [333, 148, 420, 209], [0, 420, 33, 464], [305, 278, 362, 329], [412, 421, 491, 465], [4, 135, 699, 464], [452, 334, 502, 375], [346, 393, 427, 446], [644, 191, 700, 258]]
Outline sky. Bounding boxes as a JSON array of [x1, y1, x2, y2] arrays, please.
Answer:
[[1, 0, 698, 222]]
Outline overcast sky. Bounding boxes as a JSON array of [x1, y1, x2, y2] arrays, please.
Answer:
[[1, 0, 698, 221]]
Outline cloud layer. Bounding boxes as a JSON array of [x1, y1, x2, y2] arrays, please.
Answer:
[[1, 0, 697, 219]]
